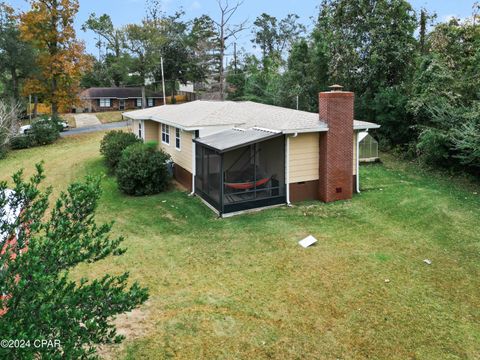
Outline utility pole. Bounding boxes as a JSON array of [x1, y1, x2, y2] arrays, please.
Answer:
[[161, 56, 167, 106]]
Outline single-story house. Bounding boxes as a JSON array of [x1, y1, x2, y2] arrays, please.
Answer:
[[78, 87, 164, 113], [124, 86, 380, 216]]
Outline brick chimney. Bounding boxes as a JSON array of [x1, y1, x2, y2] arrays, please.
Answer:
[[318, 85, 354, 202]]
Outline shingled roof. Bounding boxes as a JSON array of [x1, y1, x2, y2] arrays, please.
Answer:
[[124, 100, 380, 133], [80, 87, 164, 99]]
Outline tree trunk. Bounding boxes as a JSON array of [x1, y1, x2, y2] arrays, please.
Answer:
[[10, 67, 19, 101], [33, 95, 38, 119], [51, 75, 58, 116]]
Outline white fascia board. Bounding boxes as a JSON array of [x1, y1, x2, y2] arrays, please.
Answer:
[[354, 124, 381, 130], [282, 127, 329, 134]]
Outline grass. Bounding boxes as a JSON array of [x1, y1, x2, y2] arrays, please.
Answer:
[[0, 134, 479, 359], [95, 111, 124, 124]]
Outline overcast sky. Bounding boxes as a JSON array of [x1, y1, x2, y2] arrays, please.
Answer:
[[8, 0, 478, 57]]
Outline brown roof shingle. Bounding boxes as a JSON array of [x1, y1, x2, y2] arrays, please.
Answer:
[[80, 87, 164, 99]]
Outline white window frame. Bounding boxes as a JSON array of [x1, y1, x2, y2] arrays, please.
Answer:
[[136, 98, 142, 108], [138, 120, 143, 139], [161, 124, 170, 145], [99, 98, 111, 107], [147, 98, 154, 107], [175, 128, 181, 150]]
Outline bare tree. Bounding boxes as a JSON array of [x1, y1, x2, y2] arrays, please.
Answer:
[[213, 0, 247, 100], [0, 101, 19, 154]]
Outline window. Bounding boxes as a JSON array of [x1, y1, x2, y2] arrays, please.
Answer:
[[138, 121, 142, 139], [147, 98, 154, 107], [175, 128, 181, 150], [161, 124, 170, 144], [136, 98, 142, 108], [99, 98, 111, 107]]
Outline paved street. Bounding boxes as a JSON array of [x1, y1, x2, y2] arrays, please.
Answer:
[[61, 121, 129, 137]]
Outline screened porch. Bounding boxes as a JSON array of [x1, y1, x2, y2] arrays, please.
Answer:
[[194, 129, 286, 215]]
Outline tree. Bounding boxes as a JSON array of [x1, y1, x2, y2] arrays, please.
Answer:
[[0, 164, 148, 358], [0, 100, 19, 157], [252, 13, 305, 67], [82, 13, 129, 86], [188, 15, 222, 92], [20, 0, 91, 115], [213, 0, 247, 100], [122, 21, 162, 87], [316, 0, 417, 119], [0, 2, 36, 102]]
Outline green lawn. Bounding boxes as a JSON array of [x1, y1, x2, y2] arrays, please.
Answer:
[[0, 133, 479, 359]]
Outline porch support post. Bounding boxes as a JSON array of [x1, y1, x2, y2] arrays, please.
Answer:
[[220, 152, 224, 216], [190, 133, 196, 196], [286, 134, 294, 205]]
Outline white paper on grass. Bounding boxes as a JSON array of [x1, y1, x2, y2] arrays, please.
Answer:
[[299, 235, 317, 248]]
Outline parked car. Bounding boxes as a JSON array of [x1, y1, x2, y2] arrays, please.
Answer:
[[18, 118, 69, 135]]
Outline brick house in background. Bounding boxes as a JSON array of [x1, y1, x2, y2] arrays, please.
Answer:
[[124, 85, 380, 217], [78, 87, 164, 113]]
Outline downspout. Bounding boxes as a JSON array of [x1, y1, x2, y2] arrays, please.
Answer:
[[190, 133, 196, 196], [356, 131, 360, 193], [286, 133, 298, 206]]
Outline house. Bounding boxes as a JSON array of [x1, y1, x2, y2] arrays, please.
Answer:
[[78, 87, 164, 113], [124, 86, 380, 216]]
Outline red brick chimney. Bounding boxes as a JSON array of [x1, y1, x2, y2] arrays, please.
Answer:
[[318, 85, 354, 202]]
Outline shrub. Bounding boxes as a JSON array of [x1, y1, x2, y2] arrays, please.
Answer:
[[116, 142, 171, 196], [100, 130, 141, 171], [9, 135, 34, 150], [30, 115, 60, 145]]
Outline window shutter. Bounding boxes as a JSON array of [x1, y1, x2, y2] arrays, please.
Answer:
[[97, 99, 100, 106]]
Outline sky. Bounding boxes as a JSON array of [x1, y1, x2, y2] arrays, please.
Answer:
[[8, 0, 479, 57]]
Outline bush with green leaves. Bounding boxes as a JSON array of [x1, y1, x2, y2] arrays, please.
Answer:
[[116, 142, 171, 196], [100, 130, 141, 171], [30, 115, 60, 145], [0, 164, 148, 359], [9, 134, 34, 150]]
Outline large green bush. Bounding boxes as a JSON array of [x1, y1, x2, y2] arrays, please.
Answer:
[[116, 142, 171, 196], [100, 130, 141, 171], [9, 135, 34, 150], [30, 115, 60, 145]]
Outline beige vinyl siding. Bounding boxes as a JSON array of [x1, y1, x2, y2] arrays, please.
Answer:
[[144, 120, 159, 142], [157, 125, 193, 173], [132, 120, 193, 173], [289, 133, 320, 183], [353, 132, 357, 175], [131, 119, 140, 137]]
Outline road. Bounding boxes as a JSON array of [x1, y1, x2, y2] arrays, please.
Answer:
[[61, 121, 129, 137]]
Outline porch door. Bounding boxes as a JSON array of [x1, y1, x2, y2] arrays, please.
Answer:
[[119, 99, 125, 111]]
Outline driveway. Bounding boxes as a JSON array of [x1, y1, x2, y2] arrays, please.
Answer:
[[74, 113, 101, 128], [61, 121, 129, 137]]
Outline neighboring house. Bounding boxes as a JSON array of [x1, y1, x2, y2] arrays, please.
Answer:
[[78, 87, 164, 113], [124, 86, 380, 216]]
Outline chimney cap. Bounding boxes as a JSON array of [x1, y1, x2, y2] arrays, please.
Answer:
[[329, 84, 344, 92]]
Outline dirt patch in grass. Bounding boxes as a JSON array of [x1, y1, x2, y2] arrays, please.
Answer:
[[95, 111, 124, 124]]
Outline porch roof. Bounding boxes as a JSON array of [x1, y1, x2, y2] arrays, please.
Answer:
[[193, 127, 282, 153]]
